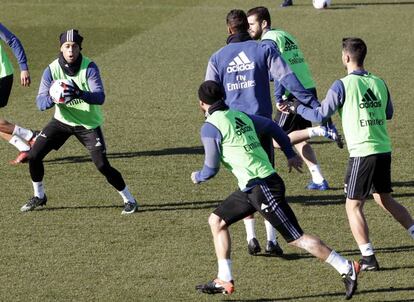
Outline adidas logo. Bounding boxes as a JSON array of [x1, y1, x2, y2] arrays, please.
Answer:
[[227, 51, 255, 73], [284, 36, 298, 51], [95, 138, 102, 147], [359, 88, 381, 109], [235, 117, 252, 135], [261, 203, 271, 213]]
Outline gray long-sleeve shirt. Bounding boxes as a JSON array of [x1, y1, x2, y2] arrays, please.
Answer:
[[297, 70, 393, 123], [36, 61, 105, 111]]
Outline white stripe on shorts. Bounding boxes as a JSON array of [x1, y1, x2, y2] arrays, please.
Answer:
[[278, 112, 289, 127], [260, 183, 301, 239], [348, 157, 361, 198]]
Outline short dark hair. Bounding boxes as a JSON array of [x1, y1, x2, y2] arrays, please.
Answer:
[[226, 9, 249, 33], [247, 6, 271, 28], [198, 81, 224, 105], [342, 37, 367, 66]]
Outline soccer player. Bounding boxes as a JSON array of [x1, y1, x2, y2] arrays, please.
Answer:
[[205, 9, 340, 256], [20, 29, 138, 215], [0, 23, 37, 164], [247, 6, 333, 191], [292, 37, 414, 270], [206, 8, 316, 256], [192, 80, 359, 300]]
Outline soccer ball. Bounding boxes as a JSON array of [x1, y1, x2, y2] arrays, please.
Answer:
[[49, 79, 72, 104], [313, 0, 331, 9]]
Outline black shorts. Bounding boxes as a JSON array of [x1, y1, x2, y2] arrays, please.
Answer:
[[0, 74, 13, 108], [33, 118, 106, 153], [344, 152, 393, 200], [274, 88, 316, 134], [213, 173, 303, 243], [275, 111, 312, 134]]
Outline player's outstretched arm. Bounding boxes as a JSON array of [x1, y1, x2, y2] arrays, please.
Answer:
[[296, 80, 345, 123]]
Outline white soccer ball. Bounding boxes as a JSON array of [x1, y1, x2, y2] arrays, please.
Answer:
[[49, 79, 72, 104], [313, 0, 331, 9]]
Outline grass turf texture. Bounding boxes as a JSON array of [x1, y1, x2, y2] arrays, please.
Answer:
[[0, 0, 413, 301]]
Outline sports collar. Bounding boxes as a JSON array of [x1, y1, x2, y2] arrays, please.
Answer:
[[226, 32, 252, 44]]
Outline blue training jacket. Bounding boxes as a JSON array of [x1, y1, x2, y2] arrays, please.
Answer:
[[205, 33, 319, 119]]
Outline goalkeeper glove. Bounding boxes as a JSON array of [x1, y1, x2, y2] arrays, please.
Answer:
[[62, 80, 82, 103]]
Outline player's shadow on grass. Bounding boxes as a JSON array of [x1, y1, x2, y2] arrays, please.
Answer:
[[37, 200, 221, 212], [255, 244, 414, 262], [43, 146, 205, 164], [287, 191, 414, 205], [222, 286, 414, 302], [36, 191, 414, 213], [392, 180, 414, 188], [287, 194, 344, 205], [338, 245, 414, 257], [137, 200, 220, 212]]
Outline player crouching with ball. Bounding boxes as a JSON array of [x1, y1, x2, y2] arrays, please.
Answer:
[[20, 29, 138, 215]]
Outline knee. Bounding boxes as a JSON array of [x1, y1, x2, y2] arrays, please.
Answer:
[[288, 234, 320, 250], [208, 213, 226, 231], [346, 198, 364, 212], [93, 156, 110, 173], [28, 149, 42, 163], [91, 151, 111, 172], [95, 161, 107, 173], [373, 193, 391, 205]]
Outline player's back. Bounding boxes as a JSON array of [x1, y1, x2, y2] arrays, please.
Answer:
[[206, 40, 273, 118], [206, 109, 275, 189]]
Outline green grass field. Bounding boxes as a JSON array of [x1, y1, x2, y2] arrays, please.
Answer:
[[1, 0, 413, 301]]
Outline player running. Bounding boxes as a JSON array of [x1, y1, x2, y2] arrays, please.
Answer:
[[205, 9, 340, 257], [192, 80, 360, 300]]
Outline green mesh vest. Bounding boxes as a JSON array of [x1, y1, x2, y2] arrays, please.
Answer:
[[0, 42, 14, 78], [206, 110, 275, 190], [339, 73, 392, 157], [49, 56, 103, 129], [262, 29, 315, 95]]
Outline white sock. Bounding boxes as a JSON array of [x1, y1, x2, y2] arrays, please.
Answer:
[[217, 259, 233, 282], [408, 225, 414, 239], [118, 186, 135, 204], [243, 218, 256, 242], [32, 181, 45, 199], [9, 135, 30, 152], [264, 219, 276, 243], [309, 165, 325, 184], [12, 125, 33, 141], [307, 126, 326, 138], [325, 250, 351, 275], [359, 242, 374, 256]]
